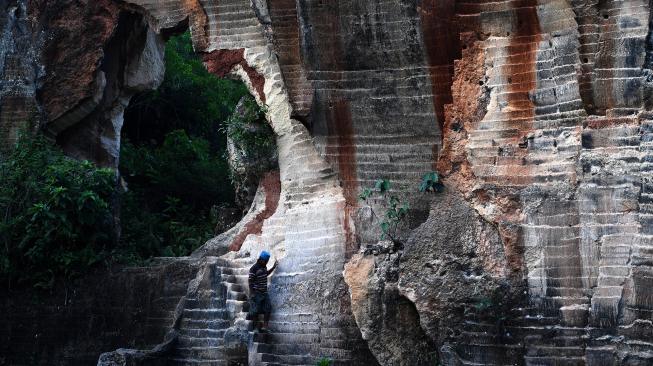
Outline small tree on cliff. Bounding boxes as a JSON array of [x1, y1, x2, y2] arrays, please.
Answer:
[[358, 172, 443, 251], [358, 179, 409, 249]]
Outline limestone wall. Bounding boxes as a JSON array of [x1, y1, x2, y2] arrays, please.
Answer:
[[0, 259, 196, 366], [2, 0, 653, 365]]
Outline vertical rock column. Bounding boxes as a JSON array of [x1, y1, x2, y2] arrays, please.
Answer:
[[0, 0, 40, 150], [120, 0, 379, 363], [300, 0, 445, 245]]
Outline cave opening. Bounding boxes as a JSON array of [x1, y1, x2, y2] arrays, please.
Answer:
[[117, 30, 276, 261]]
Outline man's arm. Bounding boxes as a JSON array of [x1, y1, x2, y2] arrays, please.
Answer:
[[248, 268, 256, 292], [267, 260, 278, 275]]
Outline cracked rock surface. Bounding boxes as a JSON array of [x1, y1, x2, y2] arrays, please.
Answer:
[[3, 0, 653, 365]]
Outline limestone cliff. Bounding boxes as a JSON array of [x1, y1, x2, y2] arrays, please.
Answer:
[[2, 0, 653, 365]]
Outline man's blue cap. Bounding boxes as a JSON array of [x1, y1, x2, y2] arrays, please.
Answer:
[[259, 251, 271, 260]]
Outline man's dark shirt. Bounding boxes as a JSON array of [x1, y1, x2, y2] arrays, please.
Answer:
[[249, 262, 269, 294]]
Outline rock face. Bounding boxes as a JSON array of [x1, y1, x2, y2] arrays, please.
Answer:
[[3, 0, 653, 365], [0, 259, 197, 365], [344, 251, 439, 366], [0, 0, 164, 167]]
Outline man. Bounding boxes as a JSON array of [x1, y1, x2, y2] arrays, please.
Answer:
[[248, 250, 278, 332]]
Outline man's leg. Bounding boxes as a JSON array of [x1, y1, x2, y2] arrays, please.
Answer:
[[249, 294, 262, 330], [263, 312, 271, 330], [262, 293, 272, 331], [256, 314, 263, 330]]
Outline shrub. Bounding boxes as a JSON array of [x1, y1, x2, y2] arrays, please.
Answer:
[[0, 133, 116, 289], [118, 30, 246, 261], [358, 179, 410, 246], [419, 171, 444, 193], [221, 96, 274, 156], [315, 358, 333, 366], [123, 31, 248, 151], [118, 130, 231, 260], [359, 172, 444, 248]]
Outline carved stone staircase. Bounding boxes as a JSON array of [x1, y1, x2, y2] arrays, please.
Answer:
[[166, 257, 254, 366]]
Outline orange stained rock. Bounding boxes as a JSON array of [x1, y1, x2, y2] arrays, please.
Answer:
[[325, 98, 359, 257], [183, 0, 208, 51], [484, 0, 541, 187], [326, 99, 357, 207], [229, 171, 281, 251], [505, 0, 540, 126], [202, 49, 267, 103], [437, 32, 485, 197]]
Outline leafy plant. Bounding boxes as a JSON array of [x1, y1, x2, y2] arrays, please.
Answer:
[[0, 132, 116, 289], [466, 283, 512, 327], [123, 30, 248, 152], [359, 171, 445, 249], [315, 358, 333, 366], [0, 31, 252, 288], [118, 30, 248, 262], [220, 96, 274, 155], [118, 130, 231, 260], [419, 171, 444, 193], [359, 179, 409, 246]]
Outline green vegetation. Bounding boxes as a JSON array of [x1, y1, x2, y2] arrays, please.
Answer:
[[419, 171, 444, 193], [123, 31, 248, 149], [359, 171, 444, 248], [117, 30, 254, 261], [466, 284, 512, 325], [0, 31, 264, 288], [359, 179, 410, 246], [221, 96, 274, 157], [0, 133, 116, 289], [220, 95, 276, 189], [315, 358, 333, 366], [118, 130, 233, 260]]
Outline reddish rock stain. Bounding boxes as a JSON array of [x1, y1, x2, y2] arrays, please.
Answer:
[[326, 99, 358, 207], [228, 171, 281, 251], [497, 1, 541, 274], [503, 2, 542, 162], [418, 0, 461, 133], [325, 99, 358, 255], [313, 2, 358, 253], [183, 0, 208, 51], [506, 1, 541, 122], [29, 0, 121, 121], [202, 49, 266, 103], [586, 116, 636, 129]]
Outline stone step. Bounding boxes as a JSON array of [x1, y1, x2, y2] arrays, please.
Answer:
[[226, 299, 249, 313], [177, 336, 225, 348], [168, 358, 229, 366], [227, 290, 247, 301], [524, 334, 587, 348], [257, 352, 316, 365], [173, 346, 226, 359], [253, 332, 320, 344], [183, 308, 230, 320], [254, 342, 316, 355], [219, 267, 250, 276], [224, 282, 245, 292], [179, 318, 231, 329], [268, 313, 317, 322], [184, 297, 226, 309], [523, 356, 585, 366], [267, 319, 321, 332], [178, 328, 227, 339]]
